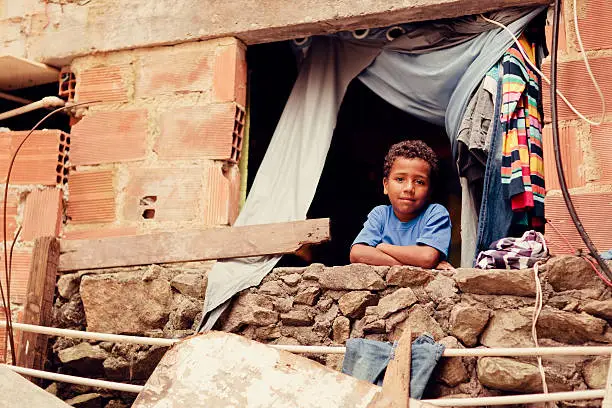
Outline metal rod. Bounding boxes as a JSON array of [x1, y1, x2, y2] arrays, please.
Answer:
[[4, 321, 612, 357], [0, 96, 65, 121], [0, 92, 33, 105], [422, 389, 605, 406], [2, 364, 143, 393]]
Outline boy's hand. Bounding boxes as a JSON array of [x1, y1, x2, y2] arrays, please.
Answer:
[[435, 261, 455, 271]]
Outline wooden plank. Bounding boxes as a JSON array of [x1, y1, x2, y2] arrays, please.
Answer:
[[59, 218, 330, 272], [0, 56, 59, 90], [17, 237, 59, 374], [381, 327, 411, 408]]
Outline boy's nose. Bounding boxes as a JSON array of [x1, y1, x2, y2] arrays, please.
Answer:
[[403, 181, 414, 194]]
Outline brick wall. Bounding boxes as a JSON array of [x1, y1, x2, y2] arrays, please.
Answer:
[[0, 130, 67, 361], [542, 1, 612, 255], [63, 37, 246, 240]]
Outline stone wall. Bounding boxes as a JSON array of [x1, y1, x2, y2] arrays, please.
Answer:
[[221, 256, 612, 404], [49, 256, 612, 406]]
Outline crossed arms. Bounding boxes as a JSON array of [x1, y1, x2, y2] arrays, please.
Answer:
[[349, 243, 443, 269]]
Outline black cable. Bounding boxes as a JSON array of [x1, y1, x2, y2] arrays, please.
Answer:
[[550, 0, 612, 281]]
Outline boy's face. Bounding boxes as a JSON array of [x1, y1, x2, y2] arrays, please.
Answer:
[[383, 157, 432, 222]]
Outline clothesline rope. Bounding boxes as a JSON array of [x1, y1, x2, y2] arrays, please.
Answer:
[[3, 321, 612, 357], [482, 7, 606, 126]]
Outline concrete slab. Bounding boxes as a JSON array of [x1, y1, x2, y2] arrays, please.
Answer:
[[2, 0, 551, 65], [0, 365, 70, 408]]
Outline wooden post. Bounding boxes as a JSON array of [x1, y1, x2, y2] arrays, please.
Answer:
[[381, 327, 412, 408], [17, 237, 59, 374]]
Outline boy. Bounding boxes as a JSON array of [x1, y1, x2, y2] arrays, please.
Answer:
[[349, 140, 452, 269]]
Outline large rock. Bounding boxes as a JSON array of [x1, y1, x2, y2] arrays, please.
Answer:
[[103, 346, 167, 380], [281, 310, 314, 326], [390, 304, 444, 341], [544, 256, 607, 292], [477, 357, 570, 393], [338, 291, 378, 319], [57, 273, 80, 299], [167, 296, 202, 330], [454, 269, 535, 297], [583, 357, 610, 389], [170, 273, 205, 298], [536, 307, 607, 344], [437, 337, 469, 387], [221, 293, 279, 332], [386, 266, 435, 287], [318, 264, 386, 290], [80, 272, 173, 335], [294, 286, 321, 306], [65, 393, 103, 408], [425, 275, 458, 303], [450, 305, 490, 347], [58, 342, 108, 375], [479, 310, 533, 348], [332, 316, 351, 344], [581, 300, 612, 321], [376, 288, 418, 318]]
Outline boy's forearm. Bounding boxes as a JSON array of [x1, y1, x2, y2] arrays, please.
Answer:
[[350, 244, 403, 266], [376, 243, 440, 269]]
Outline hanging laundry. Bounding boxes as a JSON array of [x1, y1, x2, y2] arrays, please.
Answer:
[[341, 334, 445, 399], [475, 230, 549, 269], [499, 38, 545, 227]]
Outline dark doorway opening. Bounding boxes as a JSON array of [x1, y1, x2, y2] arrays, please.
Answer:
[[0, 83, 70, 132], [247, 41, 461, 267]]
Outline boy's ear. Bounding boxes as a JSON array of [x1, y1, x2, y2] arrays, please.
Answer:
[[383, 178, 388, 195]]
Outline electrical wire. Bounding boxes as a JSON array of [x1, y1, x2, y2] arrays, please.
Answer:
[[1, 101, 98, 365], [549, 0, 612, 283]]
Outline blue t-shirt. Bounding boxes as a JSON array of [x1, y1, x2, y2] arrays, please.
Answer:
[[352, 203, 452, 259]]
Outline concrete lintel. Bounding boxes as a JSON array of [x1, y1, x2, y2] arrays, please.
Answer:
[[7, 0, 551, 66]]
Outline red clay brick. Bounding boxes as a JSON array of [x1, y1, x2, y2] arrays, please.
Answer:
[[76, 64, 130, 103], [542, 125, 584, 191], [572, 0, 612, 51], [0, 191, 19, 241], [0, 249, 32, 304], [203, 163, 230, 226], [228, 164, 241, 225], [21, 188, 63, 242], [62, 226, 137, 240], [135, 46, 213, 98], [590, 123, 612, 184], [213, 41, 247, 106], [124, 167, 204, 223], [66, 170, 115, 224], [542, 56, 612, 122], [156, 103, 236, 160], [0, 130, 65, 186], [70, 109, 148, 166], [545, 192, 612, 255]]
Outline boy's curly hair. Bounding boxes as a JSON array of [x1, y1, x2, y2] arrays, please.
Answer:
[[383, 140, 439, 179]]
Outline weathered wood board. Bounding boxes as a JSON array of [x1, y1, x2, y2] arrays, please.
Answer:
[[59, 218, 330, 271]]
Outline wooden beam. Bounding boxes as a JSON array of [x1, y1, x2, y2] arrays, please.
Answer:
[[59, 218, 330, 272], [381, 327, 411, 408], [17, 237, 59, 374]]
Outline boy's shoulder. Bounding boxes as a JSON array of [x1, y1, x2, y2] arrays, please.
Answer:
[[369, 204, 392, 217], [421, 203, 450, 219]]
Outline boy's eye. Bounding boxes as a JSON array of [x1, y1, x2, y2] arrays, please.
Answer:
[[395, 177, 404, 182], [416, 179, 425, 185]]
